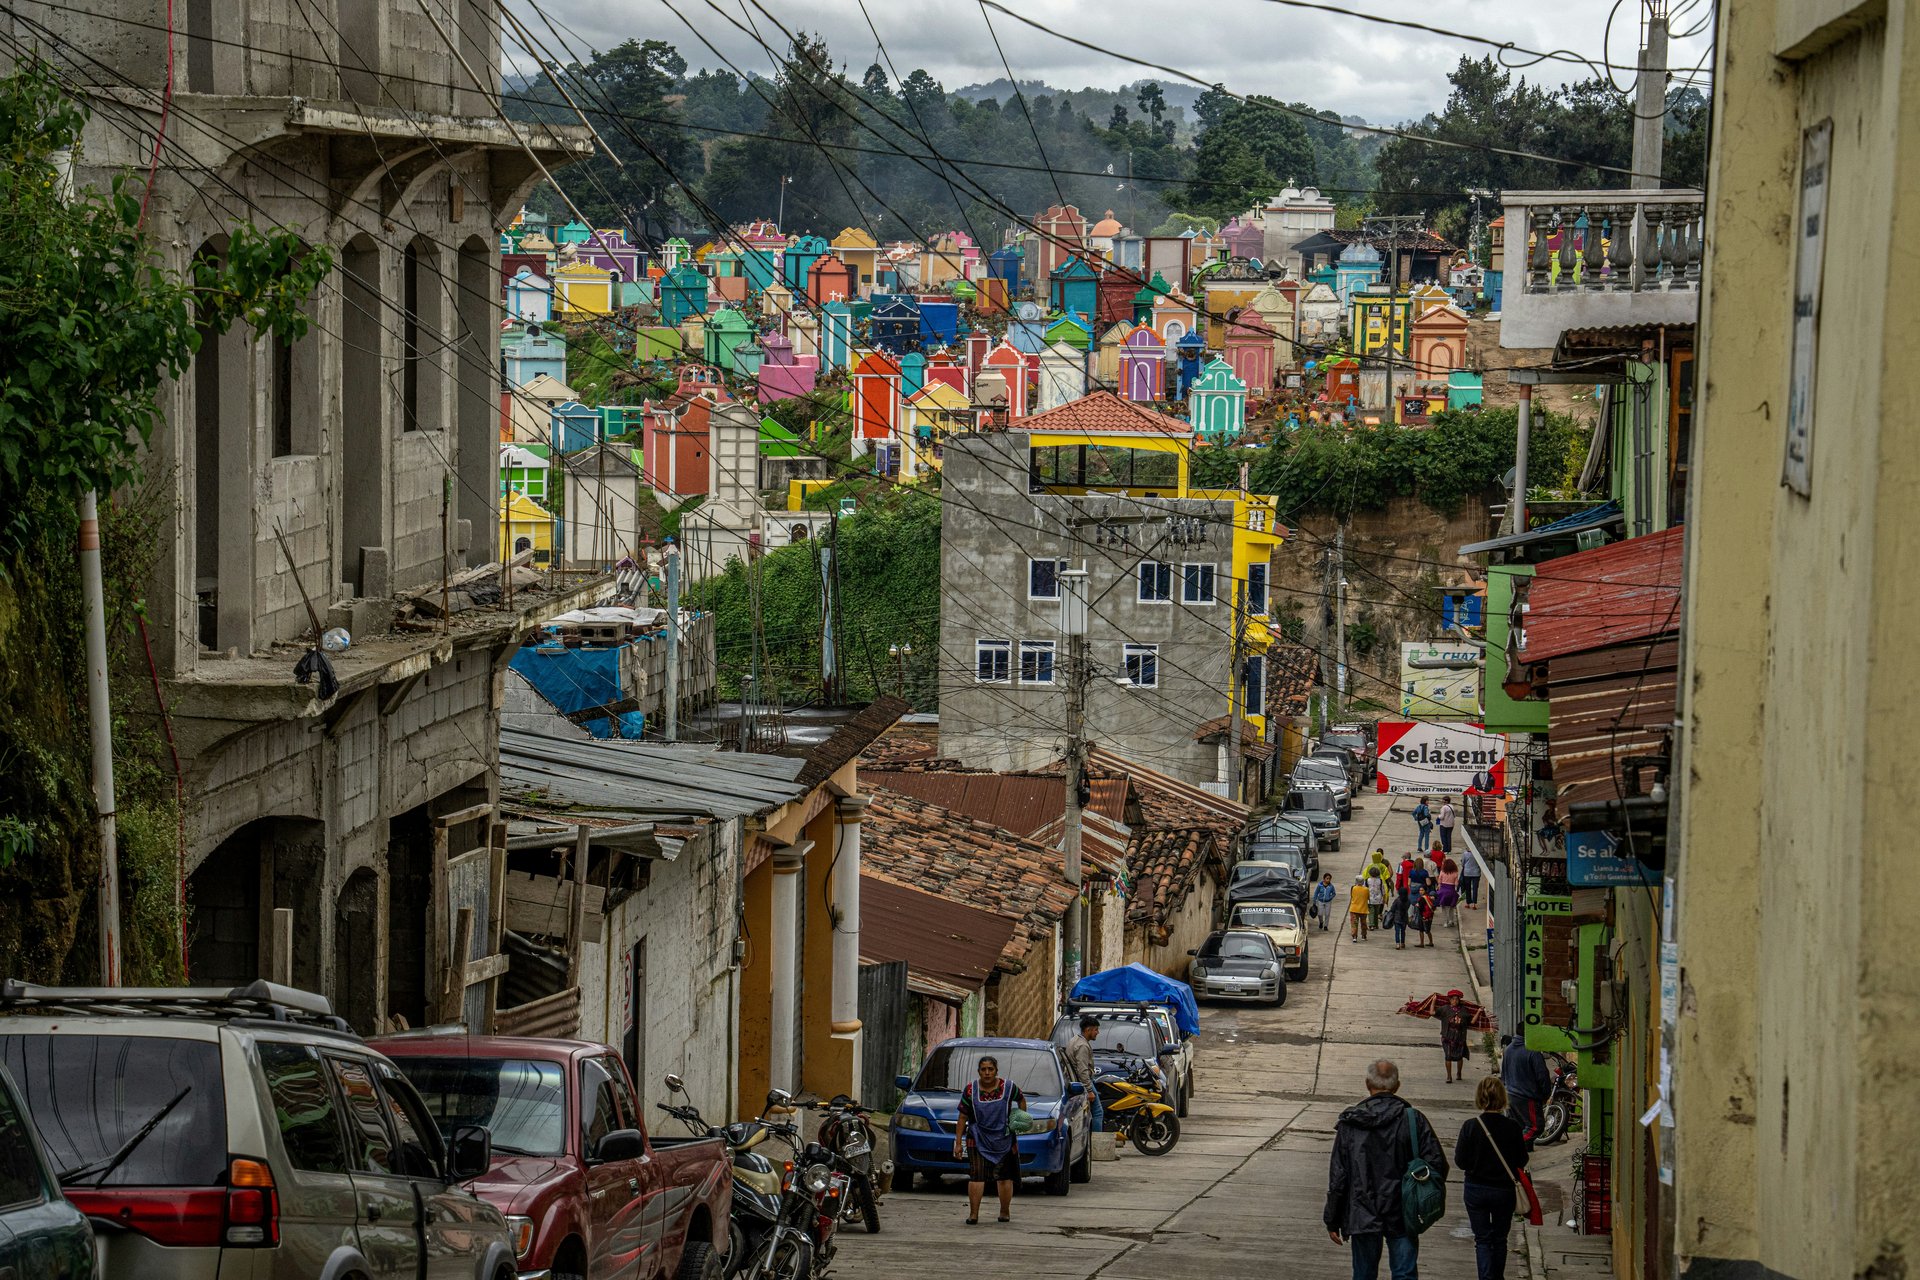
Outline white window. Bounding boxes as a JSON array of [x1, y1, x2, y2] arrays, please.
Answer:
[[1028, 558, 1067, 600], [1138, 561, 1172, 603], [975, 639, 1010, 684], [1182, 563, 1217, 605], [1019, 640, 1056, 685], [1123, 643, 1159, 689], [1242, 654, 1266, 716], [1247, 562, 1269, 616]]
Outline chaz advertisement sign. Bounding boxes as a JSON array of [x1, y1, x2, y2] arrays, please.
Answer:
[[1373, 721, 1508, 796]]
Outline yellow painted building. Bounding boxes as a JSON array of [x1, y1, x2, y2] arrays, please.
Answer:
[[1348, 288, 1411, 358], [551, 260, 615, 319], [500, 490, 555, 562]]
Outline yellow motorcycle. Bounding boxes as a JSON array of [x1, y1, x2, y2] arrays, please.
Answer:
[[1095, 1062, 1182, 1156]]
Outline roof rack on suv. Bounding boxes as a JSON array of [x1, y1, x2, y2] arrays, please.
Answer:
[[0, 979, 353, 1031]]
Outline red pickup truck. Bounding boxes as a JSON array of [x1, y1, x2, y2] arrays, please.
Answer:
[[373, 1032, 730, 1280]]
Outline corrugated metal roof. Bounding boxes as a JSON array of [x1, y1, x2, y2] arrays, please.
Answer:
[[1545, 639, 1678, 802], [1459, 501, 1623, 556], [862, 770, 1128, 832], [859, 875, 1018, 995], [500, 729, 809, 820], [1519, 526, 1683, 663]]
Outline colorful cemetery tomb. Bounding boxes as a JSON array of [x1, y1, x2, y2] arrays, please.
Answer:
[[1095, 271, 1137, 331], [634, 326, 683, 362], [1037, 340, 1087, 411], [1410, 302, 1470, 377], [552, 261, 615, 319], [755, 332, 819, 403], [925, 349, 968, 396], [980, 341, 1031, 419], [869, 298, 920, 354], [1044, 310, 1092, 353], [831, 227, 881, 289], [1349, 286, 1411, 358], [1095, 322, 1129, 387], [1133, 270, 1172, 324], [1248, 284, 1297, 361], [852, 351, 904, 442], [806, 253, 857, 305], [741, 248, 781, 293], [899, 350, 927, 398], [1008, 300, 1048, 354], [1296, 282, 1342, 345], [902, 380, 971, 479], [578, 235, 639, 283], [974, 276, 1009, 315], [505, 267, 553, 323], [965, 329, 992, 378], [502, 322, 567, 387], [501, 490, 555, 561], [783, 234, 830, 292], [500, 443, 549, 500], [1173, 329, 1207, 399], [552, 400, 601, 453], [758, 283, 795, 331], [784, 307, 819, 361], [621, 279, 655, 309], [987, 245, 1023, 293], [501, 251, 548, 290], [1222, 214, 1264, 261], [678, 313, 707, 361], [555, 220, 592, 246], [1447, 370, 1484, 410], [659, 265, 709, 327], [1118, 323, 1167, 402], [707, 249, 742, 278], [1223, 309, 1278, 393], [1031, 205, 1088, 284], [1154, 289, 1199, 350], [660, 237, 692, 271], [704, 307, 755, 375], [600, 406, 646, 440], [1187, 358, 1248, 443], [1323, 356, 1360, 412], [735, 340, 764, 383], [504, 373, 575, 443], [1048, 255, 1100, 323], [1333, 241, 1383, 305], [821, 301, 855, 371], [918, 298, 959, 347]]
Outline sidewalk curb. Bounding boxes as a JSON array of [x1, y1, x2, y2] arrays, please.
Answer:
[[1459, 917, 1490, 1013], [1523, 1222, 1549, 1280]]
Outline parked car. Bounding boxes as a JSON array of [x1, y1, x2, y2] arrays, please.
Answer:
[[1240, 847, 1311, 886], [1226, 901, 1310, 981], [1310, 743, 1365, 791], [374, 1031, 732, 1280], [889, 1038, 1093, 1195], [1187, 931, 1288, 1005], [1226, 862, 1312, 914], [1049, 1006, 1189, 1117], [1321, 724, 1377, 783], [1283, 785, 1345, 847], [0, 980, 512, 1280], [1246, 815, 1320, 880], [0, 1061, 92, 1280], [1289, 759, 1352, 817]]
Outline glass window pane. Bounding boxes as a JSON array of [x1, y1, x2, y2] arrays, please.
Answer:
[[259, 1042, 350, 1174], [580, 1058, 621, 1155], [391, 1057, 566, 1156], [0, 1080, 45, 1208], [328, 1056, 396, 1176], [374, 1066, 444, 1179]]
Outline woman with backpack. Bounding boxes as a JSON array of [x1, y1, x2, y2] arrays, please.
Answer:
[[1313, 873, 1338, 930], [1386, 884, 1411, 949], [1412, 797, 1433, 851]]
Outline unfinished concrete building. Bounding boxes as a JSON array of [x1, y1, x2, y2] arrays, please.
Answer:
[[3, 1, 597, 1027]]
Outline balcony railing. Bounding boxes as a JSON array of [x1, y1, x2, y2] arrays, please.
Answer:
[[1498, 190, 1704, 350]]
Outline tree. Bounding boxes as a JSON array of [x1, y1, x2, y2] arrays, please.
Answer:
[[1187, 96, 1312, 219], [1108, 103, 1129, 131]]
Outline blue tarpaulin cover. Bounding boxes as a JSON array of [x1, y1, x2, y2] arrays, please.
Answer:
[[1070, 964, 1200, 1036], [509, 644, 644, 740]]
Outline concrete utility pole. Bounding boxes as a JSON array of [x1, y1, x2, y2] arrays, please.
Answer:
[[663, 541, 681, 741], [1334, 523, 1348, 719], [1060, 567, 1090, 996], [1631, 1, 1670, 190], [1228, 593, 1247, 805], [1513, 383, 1534, 536]]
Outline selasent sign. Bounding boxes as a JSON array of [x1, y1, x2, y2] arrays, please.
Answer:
[[1374, 721, 1508, 795]]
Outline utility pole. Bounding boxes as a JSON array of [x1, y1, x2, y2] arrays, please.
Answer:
[[1631, 0, 1670, 189], [1513, 382, 1533, 536], [1334, 523, 1348, 720], [819, 519, 839, 704], [57, 144, 120, 985], [1228, 594, 1246, 805], [663, 540, 681, 741], [1060, 567, 1090, 997], [1363, 214, 1423, 421]]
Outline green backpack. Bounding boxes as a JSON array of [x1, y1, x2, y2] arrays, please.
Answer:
[[1401, 1108, 1446, 1235]]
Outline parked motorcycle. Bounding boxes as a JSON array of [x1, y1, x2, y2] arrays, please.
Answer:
[[1094, 1062, 1181, 1156], [659, 1079, 810, 1280], [787, 1136, 849, 1276], [801, 1095, 885, 1234], [1537, 1053, 1580, 1145]]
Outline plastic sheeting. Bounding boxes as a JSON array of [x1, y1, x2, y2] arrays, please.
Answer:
[[508, 645, 644, 740], [1070, 963, 1200, 1036]]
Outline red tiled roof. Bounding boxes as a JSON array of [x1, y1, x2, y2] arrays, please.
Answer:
[[1519, 527, 1684, 664], [1126, 827, 1222, 926], [1192, 717, 1277, 761], [794, 696, 909, 791], [1085, 746, 1248, 846], [1015, 389, 1193, 438], [1266, 643, 1319, 718], [859, 724, 943, 766], [861, 789, 1076, 969], [864, 769, 1127, 834]]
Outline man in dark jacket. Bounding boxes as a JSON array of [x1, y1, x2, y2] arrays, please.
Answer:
[[1325, 1059, 1448, 1279], [1500, 1036, 1554, 1149]]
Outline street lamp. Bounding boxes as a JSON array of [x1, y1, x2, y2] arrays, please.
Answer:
[[887, 643, 913, 697]]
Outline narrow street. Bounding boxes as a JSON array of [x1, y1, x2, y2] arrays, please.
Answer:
[[835, 793, 1500, 1279]]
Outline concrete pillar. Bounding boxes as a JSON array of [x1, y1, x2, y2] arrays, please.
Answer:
[[769, 841, 810, 1094], [830, 797, 867, 1035]]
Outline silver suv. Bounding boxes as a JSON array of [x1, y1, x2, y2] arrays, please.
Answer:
[[0, 981, 514, 1280]]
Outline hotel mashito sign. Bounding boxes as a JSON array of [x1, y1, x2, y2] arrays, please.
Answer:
[[1374, 721, 1509, 796]]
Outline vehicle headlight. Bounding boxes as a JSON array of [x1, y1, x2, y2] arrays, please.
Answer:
[[1260, 965, 1280, 979], [893, 1112, 933, 1132], [1281, 946, 1299, 955], [505, 1216, 534, 1260], [1034, 1115, 1060, 1132], [801, 1163, 832, 1195]]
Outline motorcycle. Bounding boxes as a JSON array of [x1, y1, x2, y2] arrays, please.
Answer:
[[787, 1137, 849, 1276], [1537, 1053, 1580, 1145], [802, 1095, 885, 1234], [659, 1078, 811, 1280], [1094, 1062, 1181, 1156]]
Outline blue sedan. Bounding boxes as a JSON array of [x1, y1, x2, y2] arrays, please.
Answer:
[[890, 1037, 1093, 1195]]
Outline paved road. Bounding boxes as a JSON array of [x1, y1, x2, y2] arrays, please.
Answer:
[[832, 792, 1506, 1280]]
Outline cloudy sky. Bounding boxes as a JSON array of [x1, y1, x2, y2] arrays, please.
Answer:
[[505, 0, 1716, 124]]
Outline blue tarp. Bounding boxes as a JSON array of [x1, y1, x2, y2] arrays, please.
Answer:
[[509, 644, 644, 740], [1070, 964, 1201, 1037]]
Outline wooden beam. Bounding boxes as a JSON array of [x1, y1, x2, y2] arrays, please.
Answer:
[[269, 909, 293, 986], [442, 907, 474, 1024], [430, 823, 449, 1025], [484, 828, 507, 1034], [463, 953, 511, 984], [566, 825, 588, 988], [434, 802, 496, 829]]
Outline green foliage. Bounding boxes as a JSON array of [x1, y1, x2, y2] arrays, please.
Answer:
[[566, 327, 629, 404], [1189, 444, 1243, 489], [0, 62, 327, 554], [690, 491, 941, 709]]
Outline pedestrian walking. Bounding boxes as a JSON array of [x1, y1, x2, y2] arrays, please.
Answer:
[[1314, 873, 1338, 931], [1063, 1016, 1102, 1135], [1438, 990, 1473, 1083], [1366, 848, 1396, 888], [1386, 885, 1410, 948], [1412, 797, 1432, 851], [1460, 851, 1482, 908], [1436, 859, 1461, 928], [1411, 888, 1435, 947], [1349, 876, 1371, 941], [1397, 853, 1416, 893], [955, 1056, 1027, 1224], [1325, 1059, 1448, 1280], [1437, 798, 1457, 855], [1499, 1037, 1553, 1150], [1407, 855, 1431, 895], [1455, 1078, 1530, 1280], [1367, 871, 1388, 930]]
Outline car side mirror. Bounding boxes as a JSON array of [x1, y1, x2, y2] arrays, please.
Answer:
[[446, 1124, 492, 1181], [894, 1074, 914, 1091], [1185, 948, 1197, 956], [1067, 1081, 1088, 1096], [1158, 1045, 1181, 1057], [594, 1128, 647, 1163]]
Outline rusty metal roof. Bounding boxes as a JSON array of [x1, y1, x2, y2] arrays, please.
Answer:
[[862, 769, 1128, 833], [1544, 638, 1678, 802], [859, 874, 1019, 999], [1519, 527, 1683, 664]]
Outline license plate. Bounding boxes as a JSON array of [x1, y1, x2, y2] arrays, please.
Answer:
[[1214, 976, 1255, 985], [844, 1137, 871, 1157]]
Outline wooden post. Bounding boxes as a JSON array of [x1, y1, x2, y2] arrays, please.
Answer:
[[270, 908, 293, 986], [566, 825, 589, 988], [430, 822, 449, 1023], [485, 823, 507, 1033], [443, 907, 474, 1024]]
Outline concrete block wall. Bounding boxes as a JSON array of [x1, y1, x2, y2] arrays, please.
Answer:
[[392, 434, 455, 592], [260, 455, 332, 644], [387, 651, 496, 816], [194, 719, 324, 872]]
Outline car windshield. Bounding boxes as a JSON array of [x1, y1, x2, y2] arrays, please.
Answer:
[[1324, 733, 1367, 753], [1199, 933, 1274, 960], [1049, 1018, 1158, 1057], [1294, 759, 1343, 780], [915, 1046, 1061, 1098], [392, 1057, 567, 1156], [0, 1034, 227, 1186], [1288, 790, 1338, 812], [1230, 863, 1298, 887], [1247, 850, 1307, 874], [1232, 904, 1300, 930]]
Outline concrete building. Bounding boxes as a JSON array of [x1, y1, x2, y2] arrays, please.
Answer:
[[1669, 4, 1920, 1278], [1257, 186, 1337, 276], [10, 2, 605, 1025]]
